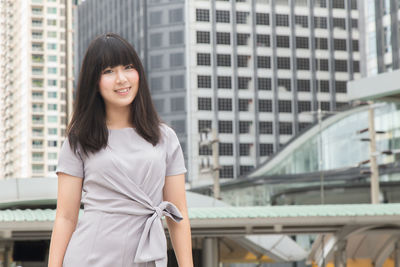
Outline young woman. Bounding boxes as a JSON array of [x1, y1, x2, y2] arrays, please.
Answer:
[[48, 33, 193, 267]]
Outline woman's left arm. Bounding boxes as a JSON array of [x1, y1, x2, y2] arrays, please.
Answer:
[[163, 173, 194, 267]]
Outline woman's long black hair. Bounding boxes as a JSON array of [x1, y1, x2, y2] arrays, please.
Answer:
[[67, 33, 162, 157]]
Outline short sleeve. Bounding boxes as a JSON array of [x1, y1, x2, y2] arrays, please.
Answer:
[[165, 126, 187, 176], [55, 137, 84, 178]]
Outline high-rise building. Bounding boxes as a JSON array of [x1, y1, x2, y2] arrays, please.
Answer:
[[0, 0, 73, 179], [358, 0, 400, 76], [76, 0, 360, 186]]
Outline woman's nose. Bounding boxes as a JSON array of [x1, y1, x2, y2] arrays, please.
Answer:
[[116, 70, 127, 83]]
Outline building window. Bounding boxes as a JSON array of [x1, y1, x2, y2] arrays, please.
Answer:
[[257, 56, 271, 68], [276, 35, 290, 48], [353, 61, 360, 72], [169, 8, 183, 23], [320, 101, 330, 111], [238, 77, 251, 89], [48, 80, 57, 86], [216, 32, 231, 45], [198, 120, 212, 131], [217, 54, 231, 66], [198, 75, 211, 88], [238, 55, 250, 67], [150, 33, 162, 48], [298, 79, 311, 92], [257, 34, 270, 47], [278, 100, 292, 113], [335, 60, 347, 72], [276, 14, 289, 26], [297, 58, 310, 70], [240, 165, 254, 176], [47, 92, 57, 98], [259, 100, 272, 112], [237, 33, 250, 45], [315, 38, 328, 50], [277, 57, 290, 69], [332, 0, 345, 9], [218, 98, 232, 111], [239, 143, 251, 155], [336, 81, 347, 93], [279, 122, 293, 135], [236, 11, 249, 24], [352, 40, 359, 51], [239, 99, 250, 111], [169, 30, 184, 45], [216, 10, 230, 23], [316, 59, 329, 71], [295, 15, 308, 27], [318, 80, 330, 92], [239, 121, 252, 134], [260, 143, 274, 156], [333, 18, 346, 30], [314, 17, 327, 29], [278, 79, 291, 91], [48, 140, 58, 147], [196, 31, 210, 44], [334, 39, 347, 51], [258, 78, 271, 90], [219, 120, 233, 133], [219, 143, 233, 156], [150, 55, 163, 69], [352, 19, 358, 28], [170, 75, 184, 90], [296, 36, 309, 49], [171, 97, 185, 112], [298, 101, 311, 113], [196, 9, 210, 22], [217, 76, 232, 89], [47, 104, 57, 111], [199, 145, 212, 156], [220, 165, 234, 178], [197, 53, 211, 66], [259, 121, 273, 134], [170, 52, 184, 67], [256, 13, 269, 25], [198, 97, 212, 110]]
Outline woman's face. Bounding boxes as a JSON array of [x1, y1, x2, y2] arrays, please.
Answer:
[[98, 64, 139, 109]]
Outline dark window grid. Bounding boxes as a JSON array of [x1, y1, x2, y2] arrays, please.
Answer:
[[276, 14, 289, 27], [196, 9, 210, 22], [276, 35, 290, 48], [259, 99, 272, 112], [277, 79, 291, 91], [199, 146, 212, 155], [257, 34, 270, 47], [277, 57, 290, 69], [259, 121, 273, 134], [239, 165, 254, 176], [216, 32, 231, 45], [218, 120, 233, 133], [298, 101, 311, 113], [352, 40, 359, 51], [238, 55, 250, 67], [320, 101, 330, 111], [196, 31, 210, 44], [297, 80, 311, 92], [279, 122, 293, 135], [315, 38, 328, 50], [335, 60, 348, 72], [257, 56, 271, 68], [239, 121, 252, 134], [314, 17, 327, 29], [335, 81, 347, 93], [216, 10, 230, 23], [198, 97, 212, 110], [256, 13, 269, 25], [219, 143, 233, 156], [296, 58, 310, 70], [239, 143, 251, 156], [197, 53, 211, 66], [318, 80, 330, 92], [296, 36, 309, 49], [239, 99, 251, 111], [217, 54, 231, 67], [351, 19, 358, 28], [334, 39, 347, 51], [278, 100, 292, 113], [218, 98, 232, 111], [237, 33, 250, 46], [260, 143, 274, 156], [316, 59, 329, 71], [332, 0, 345, 9], [236, 11, 249, 24], [258, 78, 271, 90], [217, 76, 232, 89], [220, 165, 234, 178], [353, 61, 360, 73], [295, 15, 308, 28], [333, 18, 346, 30], [198, 120, 212, 131], [198, 75, 211, 88], [238, 77, 251, 89]]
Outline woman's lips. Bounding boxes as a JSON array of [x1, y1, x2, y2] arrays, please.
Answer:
[[114, 87, 131, 95]]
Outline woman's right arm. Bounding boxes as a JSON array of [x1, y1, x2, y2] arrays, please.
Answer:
[[48, 173, 83, 267]]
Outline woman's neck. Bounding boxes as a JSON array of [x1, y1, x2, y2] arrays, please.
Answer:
[[105, 106, 133, 128]]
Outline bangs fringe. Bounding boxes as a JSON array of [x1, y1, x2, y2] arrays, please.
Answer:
[[98, 37, 136, 70]]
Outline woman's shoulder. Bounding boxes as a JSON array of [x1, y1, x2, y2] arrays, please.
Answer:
[[159, 122, 178, 140]]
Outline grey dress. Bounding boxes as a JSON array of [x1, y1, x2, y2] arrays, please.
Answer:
[[56, 123, 187, 267]]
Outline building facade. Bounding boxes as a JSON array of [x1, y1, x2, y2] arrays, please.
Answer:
[[0, 0, 73, 179], [75, 0, 360, 186]]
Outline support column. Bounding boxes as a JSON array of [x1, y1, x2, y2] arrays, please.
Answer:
[[334, 240, 347, 267], [202, 237, 219, 266]]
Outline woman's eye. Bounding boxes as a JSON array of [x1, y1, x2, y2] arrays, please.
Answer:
[[102, 69, 112, 74], [125, 64, 134, 69]]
